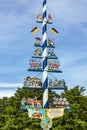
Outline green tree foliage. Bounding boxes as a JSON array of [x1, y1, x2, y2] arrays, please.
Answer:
[[0, 86, 87, 130], [52, 86, 87, 130]]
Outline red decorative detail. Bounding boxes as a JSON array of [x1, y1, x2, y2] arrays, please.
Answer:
[[29, 62, 37, 67], [51, 63, 60, 68], [35, 37, 41, 41], [48, 14, 52, 19]]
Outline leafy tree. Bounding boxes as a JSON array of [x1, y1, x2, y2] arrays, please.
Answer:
[[52, 86, 87, 130], [0, 86, 87, 130]]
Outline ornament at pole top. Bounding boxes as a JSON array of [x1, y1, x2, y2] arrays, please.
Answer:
[[37, 14, 52, 24], [37, 14, 42, 23]]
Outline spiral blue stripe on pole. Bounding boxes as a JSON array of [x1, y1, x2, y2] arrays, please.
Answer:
[[43, 11, 46, 18], [42, 0, 48, 108], [42, 24, 47, 34]]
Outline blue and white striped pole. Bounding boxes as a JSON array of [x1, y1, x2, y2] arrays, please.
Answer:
[[42, 0, 48, 108]]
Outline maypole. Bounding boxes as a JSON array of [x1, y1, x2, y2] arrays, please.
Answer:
[[42, 0, 48, 108], [20, 0, 71, 129]]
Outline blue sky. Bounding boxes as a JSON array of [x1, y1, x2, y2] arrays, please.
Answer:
[[0, 0, 87, 97]]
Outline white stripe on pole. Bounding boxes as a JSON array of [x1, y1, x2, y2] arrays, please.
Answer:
[[42, 0, 48, 108]]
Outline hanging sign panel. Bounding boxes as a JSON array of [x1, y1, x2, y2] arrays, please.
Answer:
[[33, 48, 42, 57], [49, 79, 66, 89], [28, 108, 64, 119], [29, 59, 42, 70], [48, 60, 60, 71], [28, 108, 45, 119], [48, 48, 58, 59], [47, 108, 64, 119], [28, 108, 65, 130], [23, 76, 42, 88], [49, 97, 70, 108], [21, 98, 43, 110]]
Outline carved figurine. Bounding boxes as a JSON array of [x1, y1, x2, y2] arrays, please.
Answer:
[[29, 59, 42, 70], [48, 60, 60, 71], [37, 14, 42, 22], [48, 39, 54, 46], [23, 76, 42, 88], [34, 48, 42, 56], [48, 14, 52, 23], [34, 37, 41, 46], [48, 49, 56, 57]]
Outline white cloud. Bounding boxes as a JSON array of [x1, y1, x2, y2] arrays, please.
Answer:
[[0, 83, 23, 98], [0, 83, 23, 88], [0, 89, 15, 98]]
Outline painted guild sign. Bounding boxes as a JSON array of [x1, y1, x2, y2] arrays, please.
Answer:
[[29, 59, 42, 70], [48, 38, 54, 47], [28, 108, 44, 118], [21, 98, 42, 109], [28, 108, 64, 130], [21, 99, 70, 129], [33, 48, 42, 56], [47, 108, 64, 119], [48, 48, 57, 58], [23, 76, 42, 88], [49, 96, 70, 108], [49, 78, 66, 88], [28, 108, 64, 119], [34, 37, 41, 46], [48, 60, 60, 71]]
